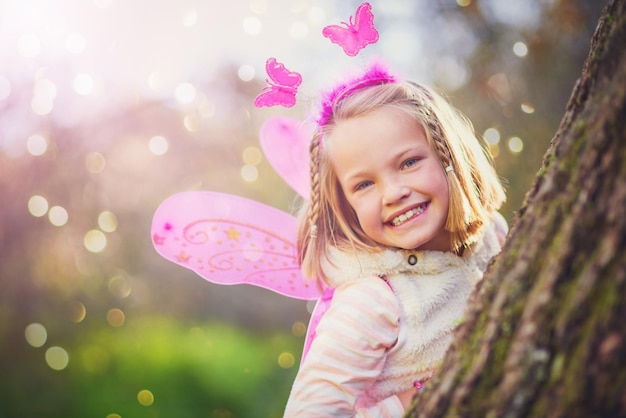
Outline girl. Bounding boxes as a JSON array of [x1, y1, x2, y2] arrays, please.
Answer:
[[284, 62, 508, 416]]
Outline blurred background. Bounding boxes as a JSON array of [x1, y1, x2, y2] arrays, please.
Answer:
[[0, 0, 605, 417]]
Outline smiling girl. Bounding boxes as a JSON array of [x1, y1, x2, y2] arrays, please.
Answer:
[[283, 62, 507, 417]]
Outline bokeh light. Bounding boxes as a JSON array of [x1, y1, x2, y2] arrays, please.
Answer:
[[137, 389, 155, 406], [237, 65, 255, 82], [108, 274, 132, 299], [85, 152, 106, 173], [28, 195, 49, 217], [484, 128, 501, 145], [242, 16, 262, 35], [31, 97, 53, 115], [174, 82, 196, 104], [98, 211, 118, 232], [148, 136, 168, 155], [521, 102, 535, 114], [278, 352, 295, 369], [183, 114, 200, 132], [25, 323, 48, 348], [45, 346, 70, 371], [48, 206, 69, 227], [32, 79, 57, 115], [242, 146, 262, 165], [34, 79, 57, 100], [74, 74, 94, 96], [240, 164, 258, 182], [291, 321, 306, 337], [84, 229, 107, 253], [68, 301, 87, 323], [26, 134, 48, 156], [508, 136, 524, 154], [107, 308, 126, 327], [513, 41, 529, 57]]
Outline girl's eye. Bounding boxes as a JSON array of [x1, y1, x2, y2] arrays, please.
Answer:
[[403, 158, 420, 169], [354, 181, 373, 192]]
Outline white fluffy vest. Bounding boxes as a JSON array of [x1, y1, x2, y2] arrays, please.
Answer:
[[321, 221, 501, 404]]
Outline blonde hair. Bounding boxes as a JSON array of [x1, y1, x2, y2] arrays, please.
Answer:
[[298, 81, 506, 284]]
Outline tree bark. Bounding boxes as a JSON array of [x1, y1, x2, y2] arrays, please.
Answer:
[[406, 0, 626, 417]]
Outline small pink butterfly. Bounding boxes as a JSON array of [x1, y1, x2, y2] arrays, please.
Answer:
[[254, 58, 302, 108], [322, 2, 379, 57]]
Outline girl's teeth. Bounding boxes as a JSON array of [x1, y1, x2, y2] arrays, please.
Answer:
[[391, 205, 426, 226]]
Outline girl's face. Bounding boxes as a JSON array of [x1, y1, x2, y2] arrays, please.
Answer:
[[327, 106, 452, 252]]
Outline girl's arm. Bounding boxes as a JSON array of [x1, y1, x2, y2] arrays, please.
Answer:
[[284, 276, 404, 417]]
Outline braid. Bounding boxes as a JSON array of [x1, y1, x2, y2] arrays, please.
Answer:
[[298, 132, 323, 281], [308, 133, 322, 240]]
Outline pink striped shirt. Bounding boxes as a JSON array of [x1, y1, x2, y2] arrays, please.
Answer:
[[284, 276, 404, 417]]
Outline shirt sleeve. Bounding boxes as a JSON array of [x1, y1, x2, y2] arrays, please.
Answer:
[[283, 276, 403, 417]]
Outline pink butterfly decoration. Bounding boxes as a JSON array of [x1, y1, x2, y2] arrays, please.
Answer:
[[254, 58, 302, 108], [151, 118, 333, 363], [322, 2, 379, 57]]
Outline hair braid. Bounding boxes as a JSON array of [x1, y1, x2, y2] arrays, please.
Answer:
[[308, 134, 322, 240], [298, 132, 323, 280]]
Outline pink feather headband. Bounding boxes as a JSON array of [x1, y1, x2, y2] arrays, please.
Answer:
[[315, 60, 397, 127]]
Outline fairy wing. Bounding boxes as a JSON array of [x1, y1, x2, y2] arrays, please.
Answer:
[[259, 116, 312, 199], [152, 190, 333, 362], [322, 2, 379, 57], [151, 191, 319, 300]]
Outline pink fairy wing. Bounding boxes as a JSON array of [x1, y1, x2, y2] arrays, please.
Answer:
[[151, 191, 320, 300], [259, 117, 312, 199], [322, 2, 379, 57]]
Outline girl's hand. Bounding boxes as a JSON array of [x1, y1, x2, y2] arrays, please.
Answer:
[[396, 387, 419, 409]]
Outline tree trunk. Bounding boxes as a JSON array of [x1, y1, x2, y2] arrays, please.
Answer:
[[406, 0, 626, 417]]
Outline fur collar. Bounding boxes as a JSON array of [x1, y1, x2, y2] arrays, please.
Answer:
[[321, 221, 500, 288]]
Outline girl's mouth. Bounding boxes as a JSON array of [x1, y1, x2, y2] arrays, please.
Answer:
[[389, 202, 428, 227]]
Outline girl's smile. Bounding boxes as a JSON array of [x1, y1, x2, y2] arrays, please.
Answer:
[[327, 106, 452, 252], [388, 201, 428, 227]]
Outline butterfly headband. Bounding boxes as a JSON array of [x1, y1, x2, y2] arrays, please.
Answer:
[[253, 2, 397, 123]]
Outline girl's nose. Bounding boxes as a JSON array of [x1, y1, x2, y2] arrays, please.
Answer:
[[382, 183, 410, 206]]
